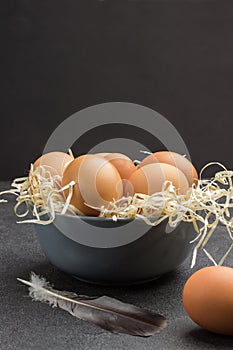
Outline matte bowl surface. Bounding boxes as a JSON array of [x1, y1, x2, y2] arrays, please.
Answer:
[[35, 214, 196, 285]]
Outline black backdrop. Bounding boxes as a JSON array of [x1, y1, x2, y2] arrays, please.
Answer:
[[1, 0, 233, 180]]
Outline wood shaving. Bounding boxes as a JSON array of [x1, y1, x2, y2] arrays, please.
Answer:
[[0, 162, 232, 267]]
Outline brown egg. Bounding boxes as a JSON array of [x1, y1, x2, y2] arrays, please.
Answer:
[[62, 155, 123, 216], [33, 152, 74, 177], [183, 266, 233, 335], [139, 151, 198, 187], [126, 163, 189, 196], [96, 153, 136, 196], [102, 153, 136, 180]]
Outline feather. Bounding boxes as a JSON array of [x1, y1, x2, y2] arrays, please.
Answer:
[[17, 272, 167, 337]]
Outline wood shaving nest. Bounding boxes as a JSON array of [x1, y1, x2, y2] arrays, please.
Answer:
[[0, 162, 232, 267]]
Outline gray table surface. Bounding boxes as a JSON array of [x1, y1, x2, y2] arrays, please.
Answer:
[[0, 181, 232, 350]]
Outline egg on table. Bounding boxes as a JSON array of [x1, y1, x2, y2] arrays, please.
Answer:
[[33, 151, 74, 177], [126, 162, 189, 196], [62, 155, 123, 216], [139, 151, 198, 187], [183, 266, 233, 335]]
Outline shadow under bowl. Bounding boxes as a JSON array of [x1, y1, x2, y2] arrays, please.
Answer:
[[34, 214, 197, 285]]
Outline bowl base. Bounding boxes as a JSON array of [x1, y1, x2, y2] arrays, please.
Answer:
[[72, 274, 162, 286]]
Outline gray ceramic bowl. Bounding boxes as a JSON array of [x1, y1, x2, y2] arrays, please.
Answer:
[[34, 214, 196, 285]]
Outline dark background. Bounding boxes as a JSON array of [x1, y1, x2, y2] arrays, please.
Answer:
[[1, 0, 233, 180]]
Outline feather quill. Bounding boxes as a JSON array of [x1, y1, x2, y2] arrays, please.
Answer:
[[17, 273, 167, 337]]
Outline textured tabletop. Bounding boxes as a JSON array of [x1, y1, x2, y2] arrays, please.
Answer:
[[0, 181, 232, 350]]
